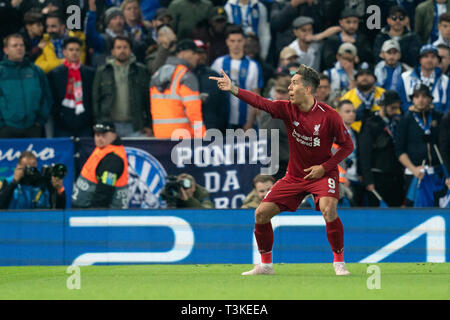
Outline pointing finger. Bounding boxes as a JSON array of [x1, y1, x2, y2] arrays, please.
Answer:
[[209, 76, 221, 81]]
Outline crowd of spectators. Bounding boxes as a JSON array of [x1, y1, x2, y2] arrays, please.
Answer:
[[0, 0, 450, 208]]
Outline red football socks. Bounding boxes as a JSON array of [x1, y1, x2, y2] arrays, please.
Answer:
[[254, 222, 274, 263], [326, 217, 344, 262]]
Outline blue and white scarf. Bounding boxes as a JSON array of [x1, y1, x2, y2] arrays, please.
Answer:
[[374, 61, 402, 91], [413, 111, 433, 136], [230, 1, 260, 35], [222, 55, 251, 125]]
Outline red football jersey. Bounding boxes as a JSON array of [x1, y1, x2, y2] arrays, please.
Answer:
[[237, 89, 354, 180]]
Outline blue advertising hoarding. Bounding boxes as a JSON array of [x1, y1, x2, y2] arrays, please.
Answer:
[[0, 208, 447, 266]]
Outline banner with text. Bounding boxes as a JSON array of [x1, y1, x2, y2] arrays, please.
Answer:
[[78, 137, 268, 209]]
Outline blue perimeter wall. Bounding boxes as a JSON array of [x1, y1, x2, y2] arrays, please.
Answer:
[[0, 208, 448, 266]]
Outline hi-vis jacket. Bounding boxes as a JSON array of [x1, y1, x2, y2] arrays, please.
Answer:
[[72, 144, 129, 209], [150, 56, 206, 138]]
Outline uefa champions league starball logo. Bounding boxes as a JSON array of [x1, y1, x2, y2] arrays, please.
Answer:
[[125, 147, 167, 208]]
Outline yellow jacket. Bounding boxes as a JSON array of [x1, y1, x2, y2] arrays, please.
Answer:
[[35, 31, 86, 73], [340, 86, 385, 132]]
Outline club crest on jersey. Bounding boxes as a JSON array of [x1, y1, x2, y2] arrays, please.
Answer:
[[313, 124, 321, 135]]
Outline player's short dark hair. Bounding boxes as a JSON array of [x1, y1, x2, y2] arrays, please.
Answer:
[[63, 37, 82, 49], [295, 64, 320, 93], [46, 12, 65, 25], [3, 33, 24, 48], [252, 174, 275, 187], [112, 35, 132, 49], [336, 99, 354, 110], [439, 12, 450, 24], [225, 24, 245, 39]]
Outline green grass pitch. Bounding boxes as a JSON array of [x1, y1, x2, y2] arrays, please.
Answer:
[[0, 263, 448, 300]]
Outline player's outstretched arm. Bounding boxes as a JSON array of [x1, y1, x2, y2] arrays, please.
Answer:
[[209, 69, 239, 96], [209, 69, 286, 119]]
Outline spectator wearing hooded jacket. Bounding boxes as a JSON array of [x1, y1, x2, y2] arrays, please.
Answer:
[[397, 44, 450, 114]]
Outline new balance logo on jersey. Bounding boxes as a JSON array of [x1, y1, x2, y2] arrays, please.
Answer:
[[328, 189, 336, 194], [293, 121, 299, 127], [313, 137, 320, 147]]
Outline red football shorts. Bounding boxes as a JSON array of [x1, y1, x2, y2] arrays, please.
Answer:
[[262, 174, 340, 212]]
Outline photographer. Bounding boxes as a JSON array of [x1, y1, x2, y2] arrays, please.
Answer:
[[161, 174, 213, 209], [0, 151, 66, 209]]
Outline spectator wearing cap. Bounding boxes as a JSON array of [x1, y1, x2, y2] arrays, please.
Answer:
[[48, 37, 95, 138], [321, 8, 373, 70], [287, 16, 321, 71], [373, 5, 422, 68], [340, 62, 386, 133], [359, 90, 404, 207], [93, 36, 152, 138], [35, 12, 87, 73], [0, 33, 52, 138], [433, 11, 450, 47], [193, 39, 229, 134], [86, 0, 146, 66], [256, 76, 290, 180], [324, 42, 358, 99], [150, 38, 206, 138], [278, 46, 299, 68], [437, 44, 450, 76], [72, 121, 129, 209], [20, 11, 44, 62], [201, 6, 231, 65], [374, 39, 412, 91], [376, 0, 424, 31], [397, 44, 450, 113], [395, 83, 444, 206], [211, 25, 263, 130], [168, 0, 214, 40], [415, 0, 450, 44], [223, 0, 271, 60], [270, 0, 325, 67]]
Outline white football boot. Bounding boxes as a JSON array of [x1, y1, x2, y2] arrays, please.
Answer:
[[241, 264, 274, 275], [333, 262, 350, 276]]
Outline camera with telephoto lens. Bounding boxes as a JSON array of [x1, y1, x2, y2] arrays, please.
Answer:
[[21, 163, 67, 186], [160, 175, 193, 208]]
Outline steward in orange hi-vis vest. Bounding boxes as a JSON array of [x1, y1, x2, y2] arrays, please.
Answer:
[[72, 122, 129, 209], [150, 40, 206, 139]]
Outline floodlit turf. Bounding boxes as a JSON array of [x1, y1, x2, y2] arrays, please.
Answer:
[[0, 263, 448, 300]]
